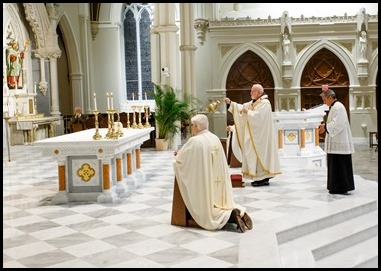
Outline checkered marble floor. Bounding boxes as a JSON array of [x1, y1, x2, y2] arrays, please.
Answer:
[[3, 142, 378, 268]]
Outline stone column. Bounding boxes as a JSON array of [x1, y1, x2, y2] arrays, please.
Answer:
[[126, 152, 133, 175], [278, 130, 284, 149], [52, 159, 69, 204], [115, 154, 127, 197], [179, 3, 197, 99], [97, 158, 114, 203], [49, 56, 61, 116], [300, 128, 306, 149], [135, 148, 141, 169], [314, 127, 320, 147]]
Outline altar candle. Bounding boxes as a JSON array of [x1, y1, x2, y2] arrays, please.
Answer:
[[145, 92, 147, 100], [93, 93, 98, 110], [107, 92, 110, 109], [132, 93, 135, 101], [110, 92, 114, 109], [34, 82, 37, 94]]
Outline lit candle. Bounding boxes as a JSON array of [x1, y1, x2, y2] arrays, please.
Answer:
[[93, 92, 98, 111], [145, 92, 147, 100], [110, 92, 114, 109], [132, 93, 135, 101], [106, 92, 110, 109]]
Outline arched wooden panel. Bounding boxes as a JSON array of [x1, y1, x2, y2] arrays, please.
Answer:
[[225, 50, 275, 126], [300, 48, 350, 116]]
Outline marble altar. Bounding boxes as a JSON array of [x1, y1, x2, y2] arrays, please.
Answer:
[[34, 127, 154, 204], [273, 106, 327, 168]]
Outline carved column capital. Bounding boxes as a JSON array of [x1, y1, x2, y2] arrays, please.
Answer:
[[194, 18, 209, 45]]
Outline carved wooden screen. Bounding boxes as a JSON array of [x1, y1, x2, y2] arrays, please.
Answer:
[[300, 48, 349, 115], [225, 50, 275, 126]]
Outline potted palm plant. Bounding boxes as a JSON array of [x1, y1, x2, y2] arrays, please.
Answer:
[[152, 83, 197, 150]]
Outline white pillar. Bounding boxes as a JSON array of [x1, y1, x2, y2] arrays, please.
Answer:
[[49, 57, 61, 116], [179, 3, 197, 99]]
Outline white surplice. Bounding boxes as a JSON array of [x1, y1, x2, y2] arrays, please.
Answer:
[[228, 95, 281, 181], [173, 129, 246, 230]]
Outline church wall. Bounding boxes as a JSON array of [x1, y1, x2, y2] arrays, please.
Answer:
[[3, 3, 378, 143], [194, 5, 378, 142], [218, 3, 378, 21]]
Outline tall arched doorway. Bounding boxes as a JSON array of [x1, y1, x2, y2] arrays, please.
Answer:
[[225, 50, 275, 126], [300, 48, 350, 116]]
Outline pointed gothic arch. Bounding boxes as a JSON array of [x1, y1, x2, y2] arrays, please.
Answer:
[[220, 42, 281, 89], [225, 50, 275, 126], [292, 40, 358, 88], [300, 48, 350, 116]]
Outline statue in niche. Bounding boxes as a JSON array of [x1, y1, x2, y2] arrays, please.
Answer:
[[282, 33, 291, 63], [6, 39, 24, 89], [358, 30, 367, 61]]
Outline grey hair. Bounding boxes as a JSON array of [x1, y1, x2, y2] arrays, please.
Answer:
[[191, 114, 209, 130], [252, 83, 264, 94], [320, 89, 336, 98]]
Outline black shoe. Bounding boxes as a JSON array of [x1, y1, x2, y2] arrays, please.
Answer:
[[251, 179, 270, 187], [329, 191, 349, 195]]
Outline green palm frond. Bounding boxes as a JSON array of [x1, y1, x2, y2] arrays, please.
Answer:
[[153, 83, 198, 141]]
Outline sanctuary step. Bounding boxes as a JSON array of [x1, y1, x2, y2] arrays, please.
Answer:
[[278, 209, 378, 267], [239, 193, 378, 268], [315, 235, 378, 268], [276, 197, 378, 245]]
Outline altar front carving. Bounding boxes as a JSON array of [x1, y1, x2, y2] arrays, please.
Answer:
[[273, 107, 327, 168]]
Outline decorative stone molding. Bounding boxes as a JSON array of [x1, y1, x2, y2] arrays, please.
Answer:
[[209, 13, 377, 28], [194, 18, 209, 45], [90, 22, 99, 41]]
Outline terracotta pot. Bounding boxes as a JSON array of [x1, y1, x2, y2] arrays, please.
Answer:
[[155, 138, 169, 151]]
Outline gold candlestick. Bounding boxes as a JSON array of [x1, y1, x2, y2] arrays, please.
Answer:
[[126, 102, 131, 128], [92, 110, 102, 140], [137, 105, 144, 128], [144, 105, 151, 128], [126, 111, 131, 128], [131, 105, 137, 128], [116, 111, 123, 137], [105, 109, 118, 139]]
